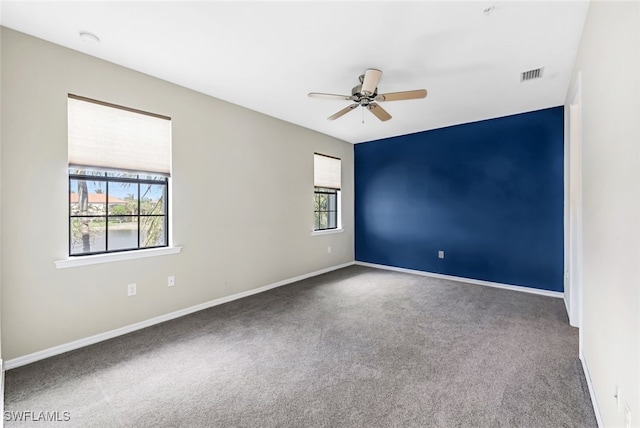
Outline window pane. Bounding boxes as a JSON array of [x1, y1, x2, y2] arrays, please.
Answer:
[[316, 193, 328, 211], [108, 216, 134, 225], [107, 219, 139, 251], [318, 212, 328, 230], [141, 216, 166, 247], [328, 193, 337, 211], [70, 179, 106, 216], [139, 174, 166, 181], [69, 168, 106, 177], [106, 171, 138, 179], [108, 181, 138, 215], [328, 212, 337, 229], [140, 184, 166, 215], [69, 168, 82, 175], [70, 217, 106, 255]]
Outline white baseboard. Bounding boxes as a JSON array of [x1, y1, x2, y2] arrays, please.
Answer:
[[4, 261, 355, 370], [580, 350, 603, 427], [355, 261, 564, 298]]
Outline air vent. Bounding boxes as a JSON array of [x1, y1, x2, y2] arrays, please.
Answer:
[[521, 67, 544, 82]]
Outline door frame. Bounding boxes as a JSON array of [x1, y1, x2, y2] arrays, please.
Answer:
[[565, 72, 583, 336]]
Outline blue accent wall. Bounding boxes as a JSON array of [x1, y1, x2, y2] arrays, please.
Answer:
[[354, 106, 564, 292]]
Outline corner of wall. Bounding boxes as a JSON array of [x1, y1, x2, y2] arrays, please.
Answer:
[[579, 351, 604, 427]]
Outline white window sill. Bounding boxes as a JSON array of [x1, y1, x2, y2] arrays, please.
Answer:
[[311, 228, 344, 237], [54, 246, 182, 269]]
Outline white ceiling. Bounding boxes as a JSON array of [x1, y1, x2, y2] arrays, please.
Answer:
[[1, 1, 590, 144]]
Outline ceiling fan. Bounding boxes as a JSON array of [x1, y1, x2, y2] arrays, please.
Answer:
[[308, 68, 427, 122]]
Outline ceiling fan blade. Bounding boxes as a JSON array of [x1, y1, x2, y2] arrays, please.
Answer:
[[375, 89, 427, 102], [361, 68, 382, 96], [327, 103, 359, 120], [367, 103, 392, 121], [308, 92, 353, 101]]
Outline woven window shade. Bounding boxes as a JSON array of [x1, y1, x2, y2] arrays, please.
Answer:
[[314, 153, 341, 190], [68, 95, 171, 176]]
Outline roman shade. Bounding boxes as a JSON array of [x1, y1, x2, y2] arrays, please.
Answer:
[[314, 153, 341, 190], [68, 94, 171, 176]]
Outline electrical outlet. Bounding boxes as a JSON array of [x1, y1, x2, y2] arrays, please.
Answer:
[[624, 402, 631, 428], [327, 246, 332, 254], [438, 250, 445, 259], [168, 276, 175, 287], [127, 283, 137, 296]]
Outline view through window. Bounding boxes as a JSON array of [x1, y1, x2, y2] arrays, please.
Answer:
[[69, 170, 168, 255]]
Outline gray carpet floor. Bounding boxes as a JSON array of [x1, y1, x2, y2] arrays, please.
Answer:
[[5, 265, 597, 427]]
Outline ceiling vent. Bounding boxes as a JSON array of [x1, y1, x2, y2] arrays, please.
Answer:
[[521, 67, 543, 82]]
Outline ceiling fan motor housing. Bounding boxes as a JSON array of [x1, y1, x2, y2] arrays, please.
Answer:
[[351, 84, 377, 106]]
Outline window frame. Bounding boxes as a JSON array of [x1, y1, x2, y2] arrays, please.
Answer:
[[314, 187, 339, 231], [68, 170, 169, 257], [313, 153, 342, 233]]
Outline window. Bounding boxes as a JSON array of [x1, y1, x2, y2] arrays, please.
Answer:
[[68, 94, 171, 256], [314, 153, 341, 231], [69, 170, 168, 255]]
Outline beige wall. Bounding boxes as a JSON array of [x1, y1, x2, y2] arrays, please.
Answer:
[[0, 28, 354, 361], [566, 1, 640, 425]]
